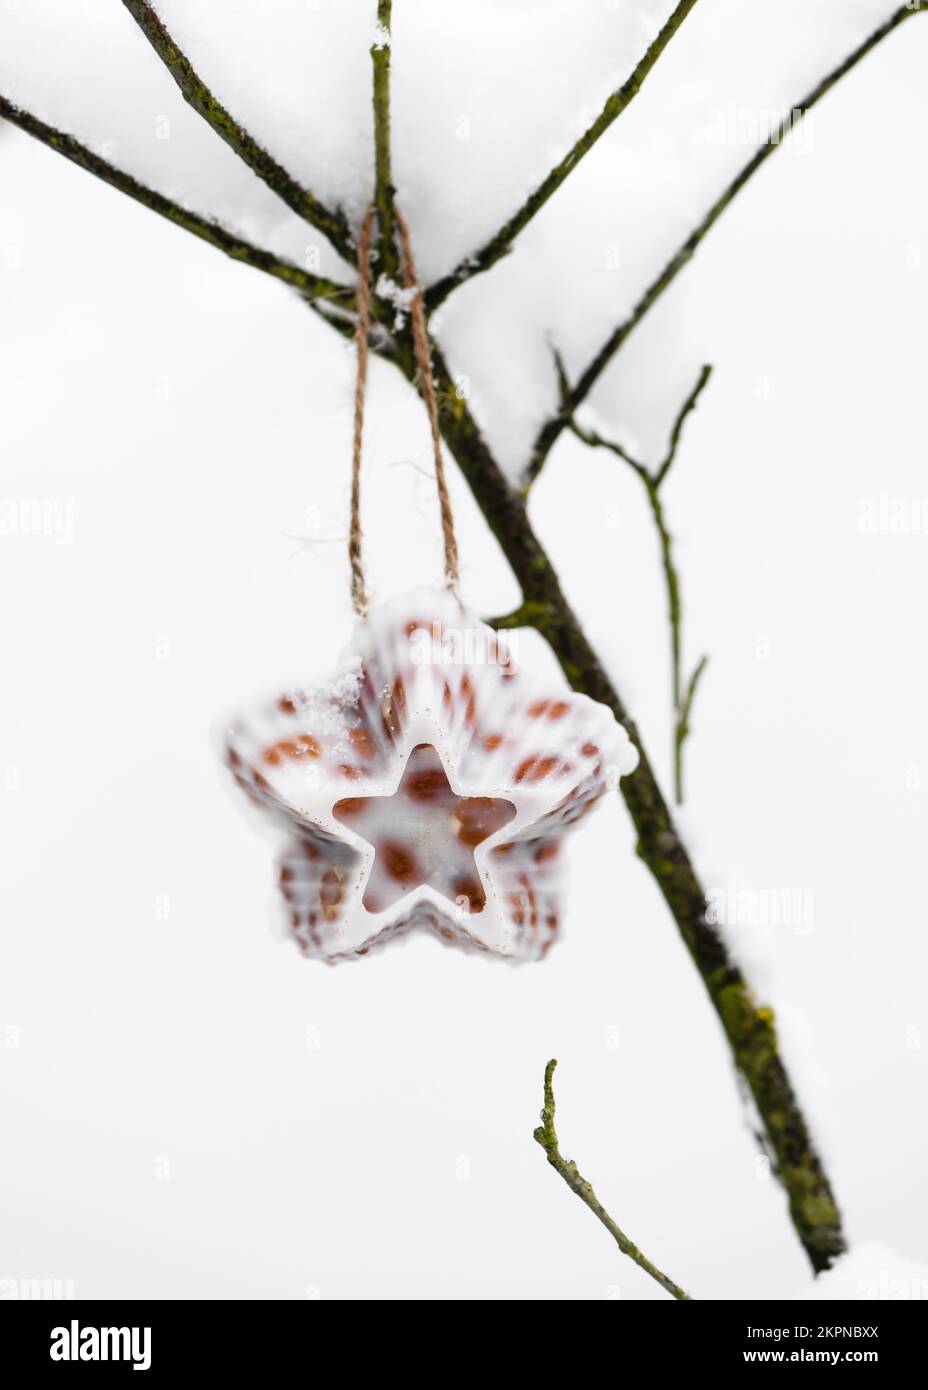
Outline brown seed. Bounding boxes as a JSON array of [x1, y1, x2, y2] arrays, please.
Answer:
[[520, 874, 538, 927], [406, 768, 448, 802], [349, 727, 374, 758], [533, 841, 559, 863], [381, 841, 418, 884], [320, 870, 343, 908], [529, 756, 558, 783], [460, 673, 477, 725], [452, 876, 486, 913], [455, 796, 515, 847]]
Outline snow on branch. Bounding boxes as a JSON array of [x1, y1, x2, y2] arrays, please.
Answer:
[[121, 0, 354, 263], [0, 95, 347, 303], [525, 3, 923, 484], [425, 0, 701, 312]]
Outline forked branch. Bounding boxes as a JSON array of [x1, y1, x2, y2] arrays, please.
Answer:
[[121, 0, 353, 261], [568, 363, 712, 802], [527, 2, 923, 482], [534, 1060, 692, 1300]]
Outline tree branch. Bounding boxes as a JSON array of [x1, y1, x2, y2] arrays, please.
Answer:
[[656, 361, 712, 487], [371, 0, 398, 286], [0, 96, 347, 302], [526, 2, 923, 483], [426, 0, 701, 311], [534, 1060, 692, 1299], [676, 653, 709, 803], [121, 0, 353, 262], [404, 333, 846, 1273]]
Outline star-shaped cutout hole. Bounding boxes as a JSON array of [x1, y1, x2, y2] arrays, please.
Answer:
[[333, 743, 516, 915]]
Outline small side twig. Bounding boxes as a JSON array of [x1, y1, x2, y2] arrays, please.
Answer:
[[675, 654, 709, 804], [655, 363, 713, 487], [568, 364, 712, 803], [533, 1060, 691, 1300], [484, 601, 551, 632]]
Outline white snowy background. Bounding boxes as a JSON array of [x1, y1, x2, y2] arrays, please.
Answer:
[[1, 0, 926, 1300]]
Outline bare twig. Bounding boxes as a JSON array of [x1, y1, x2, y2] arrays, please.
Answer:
[[533, 1060, 692, 1300], [656, 362, 713, 487], [485, 602, 543, 631], [676, 654, 709, 802], [426, 0, 701, 311], [121, 0, 353, 261], [371, 0, 398, 286], [0, 96, 346, 302], [568, 364, 711, 802], [527, 3, 923, 482]]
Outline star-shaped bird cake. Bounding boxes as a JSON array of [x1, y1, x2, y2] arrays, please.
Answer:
[[225, 590, 638, 962]]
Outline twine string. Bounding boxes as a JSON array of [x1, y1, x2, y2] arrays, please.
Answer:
[[349, 204, 375, 616], [348, 203, 460, 617], [395, 207, 460, 596]]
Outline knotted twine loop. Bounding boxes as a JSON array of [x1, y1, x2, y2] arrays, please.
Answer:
[[348, 203, 460, 618]]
